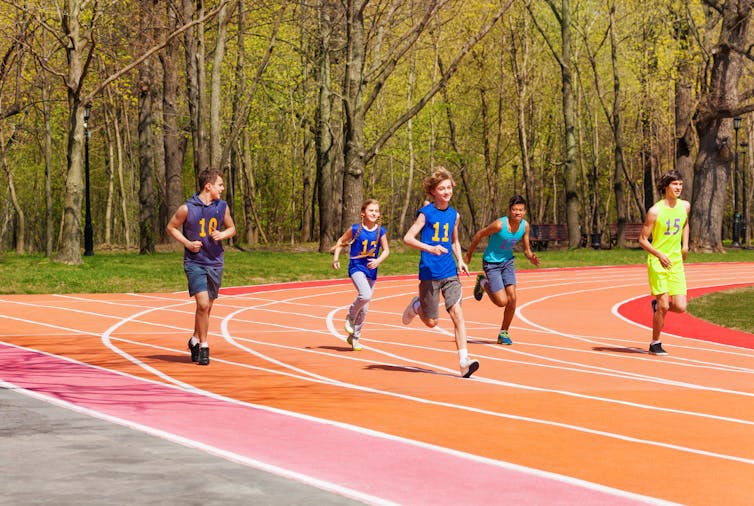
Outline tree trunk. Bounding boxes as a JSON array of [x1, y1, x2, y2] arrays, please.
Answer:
[[42, 74, 54, 257], [608, 3, 628, 247], [184, 0, 209, 178], [560, 0, 581, 247], [138, 1, 156, 254], [341, 0, 368, 228], [316, 2, 336, 252], [209, 0, 231, 171], [56, 0, 90, 265], [162, 2, 186, 235], [690, 1, 752, 252]]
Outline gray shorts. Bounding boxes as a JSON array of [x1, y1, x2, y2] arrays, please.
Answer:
[[483, 258, 516, 293], [418, 277, 462, 320]]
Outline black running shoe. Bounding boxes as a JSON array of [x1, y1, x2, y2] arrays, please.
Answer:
[[198, 347, 210, 365], [188, 338, 200, 362], [648, 342, 668, 355]]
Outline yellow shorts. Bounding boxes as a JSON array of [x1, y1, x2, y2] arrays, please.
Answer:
[[647, 260, 686, 296]]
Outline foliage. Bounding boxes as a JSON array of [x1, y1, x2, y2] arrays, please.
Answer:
[[0, 0, 753, 257]]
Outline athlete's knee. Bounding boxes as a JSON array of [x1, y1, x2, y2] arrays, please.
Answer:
[[421, 316, 439, 328]]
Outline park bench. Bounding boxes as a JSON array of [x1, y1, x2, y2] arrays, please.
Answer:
[[608, 223, 644, 248], [529, 223, 569, 251]]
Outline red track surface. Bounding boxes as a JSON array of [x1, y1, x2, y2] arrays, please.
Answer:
[[2, 262, 753, 504]]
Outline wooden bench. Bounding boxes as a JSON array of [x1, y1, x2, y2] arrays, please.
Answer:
[[530, 224, 569, 251], [608, 223, 644, 248]]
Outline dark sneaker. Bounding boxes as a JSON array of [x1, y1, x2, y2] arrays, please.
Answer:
[[651, 299, 658, 313], [198, 347, 210, 365], [648, 342, 668, 356], [460, 357, 480, 378], [497, 329, 513, 345], [473, 273, 486, 301], [188, 338, 200, 362]]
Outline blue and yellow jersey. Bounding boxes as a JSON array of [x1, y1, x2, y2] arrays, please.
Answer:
[[348, 223, 387, 280], [418, 203, 459, 280]]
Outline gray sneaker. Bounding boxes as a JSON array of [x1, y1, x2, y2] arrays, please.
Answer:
[[402, 296, 420, 325]]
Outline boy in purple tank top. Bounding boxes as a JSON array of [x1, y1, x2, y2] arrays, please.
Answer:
[[166, 169, 236, 365], [464, 195, 539, 345]]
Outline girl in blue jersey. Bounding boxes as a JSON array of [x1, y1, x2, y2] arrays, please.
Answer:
[[331, 199, 390, 350], [464, 195, 540, 345], [166, 169, 236, 366], [401, 167, 479, 378]]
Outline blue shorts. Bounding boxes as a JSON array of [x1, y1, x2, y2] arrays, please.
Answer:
[[483, 258, 516, 293], [184, 264, 223, 300]]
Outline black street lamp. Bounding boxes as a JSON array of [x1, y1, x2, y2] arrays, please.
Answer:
[[83, 103, 93, 256], [732, 117, 742, 247], [742, 140, 749, 248]]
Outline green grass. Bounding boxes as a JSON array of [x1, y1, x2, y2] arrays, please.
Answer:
[[1, 242, 753, 294], [687, 287, 754, 334], [1, 243, 752, 334]]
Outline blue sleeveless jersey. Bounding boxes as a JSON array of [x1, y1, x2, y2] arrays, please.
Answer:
[[418, 203, 459, 280], [483, 217, 526, 263], [348, 223, 387, 280], [183, 193, 227, 268]]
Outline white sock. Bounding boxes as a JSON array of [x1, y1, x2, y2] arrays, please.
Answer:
[[189, 336, 199, 346], [200, 342, 209, 348], [650, 340, 661, 345], [458, 348, 469, 361]]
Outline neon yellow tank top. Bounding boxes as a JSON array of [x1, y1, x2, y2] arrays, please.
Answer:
[[651, 199, 687, 262]]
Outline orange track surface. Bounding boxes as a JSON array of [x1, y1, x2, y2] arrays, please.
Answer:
[[2, 262, 753, 504]]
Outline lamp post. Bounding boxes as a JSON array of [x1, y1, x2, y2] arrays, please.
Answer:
[[732, 117, 742, 247], [83, 103, 93, 256], [742, 140, 749, 248]]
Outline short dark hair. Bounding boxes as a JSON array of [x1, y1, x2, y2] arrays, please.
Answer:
[[657, 170, 683, 194], [509, 195, 527, 208], [198, 169, 222, 190]]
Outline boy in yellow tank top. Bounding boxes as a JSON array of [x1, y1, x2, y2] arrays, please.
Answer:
[[638, 170, 690, 356]]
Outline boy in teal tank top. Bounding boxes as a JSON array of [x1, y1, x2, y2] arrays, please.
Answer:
[[464, 195, 540, 345], [638, 170, 690, 356]]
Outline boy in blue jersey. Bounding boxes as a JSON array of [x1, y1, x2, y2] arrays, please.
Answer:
[[464, 195, 540, 345], [638, 170, 690, 356], [401, 167, 479, 378], [166, 169, 236, 365]]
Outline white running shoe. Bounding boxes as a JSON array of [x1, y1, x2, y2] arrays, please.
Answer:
[[346, 334, 362, 351], [460, 357, 480, 378], [344, 315, 355, 335], [402, 296, 420, 325]]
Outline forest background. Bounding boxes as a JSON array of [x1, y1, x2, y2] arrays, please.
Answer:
[[1, 0, 754, 265]]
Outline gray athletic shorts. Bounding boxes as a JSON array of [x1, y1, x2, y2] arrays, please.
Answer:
[[418, 277, 462, 320], [483, 258, 516, 293]]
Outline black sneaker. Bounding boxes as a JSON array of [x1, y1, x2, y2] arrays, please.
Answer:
[[188, 338, 200, 362], [648, 342, 668, 355], [198, 347, 210, 365], [651, 299, 658, 313]]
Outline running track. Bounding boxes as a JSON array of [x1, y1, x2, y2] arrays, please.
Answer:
[[1, 263, 753, 504]]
